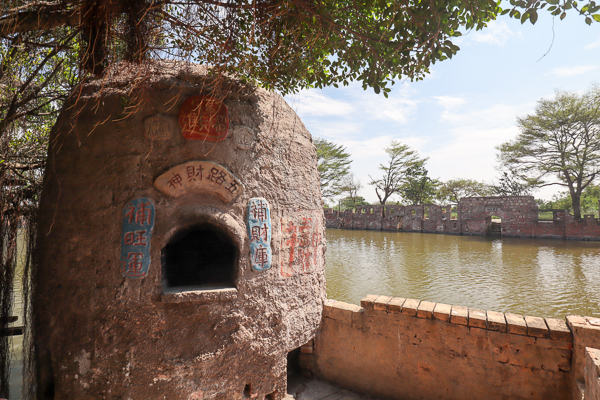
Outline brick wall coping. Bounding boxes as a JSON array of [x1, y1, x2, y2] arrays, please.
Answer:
[[323, 295, 584, 342]]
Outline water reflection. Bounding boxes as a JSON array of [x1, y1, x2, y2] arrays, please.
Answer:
[[325, 229, 600, 318]]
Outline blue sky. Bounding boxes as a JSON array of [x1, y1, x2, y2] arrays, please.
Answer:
[[285, 12, 600, 205]]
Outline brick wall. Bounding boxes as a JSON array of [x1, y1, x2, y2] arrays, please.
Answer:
[[305, 296, 600, 400], [324, 196, 600, 241]]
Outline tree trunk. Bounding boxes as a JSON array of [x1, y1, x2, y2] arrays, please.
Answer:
[[572, 193, 582, 220]]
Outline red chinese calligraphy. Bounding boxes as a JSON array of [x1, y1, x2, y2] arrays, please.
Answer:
[[251, 201, 268, 221], [124, 205, 136, 223], [253, 245, 269, 269], [125, 252, 144, 277], [124, 231, 147, 246], [207, 167, 226, 185], [124, 202, 153, 225], [136, 202, 152, 225], [168, 173, 183, 189], [299, 247, 311, 273], [285, 221, 298, 268], [225, 180, 239, 194], [280, 212, 322, 277], [186, 165, 203, 182], [251, 224, 268, 242], [178, 96, 229, 141], [299, 217, 312, 247]]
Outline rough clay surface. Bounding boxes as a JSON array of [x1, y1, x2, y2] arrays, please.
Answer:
[[34, 64, 326, 399]]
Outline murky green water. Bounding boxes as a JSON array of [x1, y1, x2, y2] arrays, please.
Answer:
[[325, 229, 600, 318]]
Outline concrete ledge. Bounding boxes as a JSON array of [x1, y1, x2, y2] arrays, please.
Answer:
[[160, 287, 237, 303], [351, 295, 575, 341]]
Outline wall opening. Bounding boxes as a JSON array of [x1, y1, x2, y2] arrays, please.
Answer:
[[162, 223, 237, 292]]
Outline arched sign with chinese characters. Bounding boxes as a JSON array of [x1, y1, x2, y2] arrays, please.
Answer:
[[154, 161, 244, 202], [120, 197, 155, 278], [247, 198, 272, 272], [178, 96, 229, 141]]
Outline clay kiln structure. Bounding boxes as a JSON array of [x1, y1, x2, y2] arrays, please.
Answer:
[[34, 65, 326, 399]]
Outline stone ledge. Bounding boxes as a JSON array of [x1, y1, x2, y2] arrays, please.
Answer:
[[351, 295, 576, 341], [160, 287, 238, 303]]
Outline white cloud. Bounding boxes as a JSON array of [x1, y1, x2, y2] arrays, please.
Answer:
[[291, 84, 420, 126], [469, 21, 521, 46], [304, 120, 364, 141], [422, 101, 535, 186], [549, 65, 598, 77], [349, 84, 420, 124], [288, 91, 354, 117], [434, 96, 467, 109], [584, 37, 600, 50]]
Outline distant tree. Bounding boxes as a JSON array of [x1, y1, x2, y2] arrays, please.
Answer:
[[369, 140, 425, 208], [400, 165, 439, 205], [340, 173, 362, 210], [492, 170, 535, 197], [437, 179, 494, 203], [542, 184, 600, 217], [314, 138, 352, 202], [340, 195, 369, 211], [497, 86, 600, 219]]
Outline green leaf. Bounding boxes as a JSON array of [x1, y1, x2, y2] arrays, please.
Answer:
[[560, 11, 567, 19], [593, 13, 600, 21], [521, 10, 529, 23], [530, 8, 539, 22]]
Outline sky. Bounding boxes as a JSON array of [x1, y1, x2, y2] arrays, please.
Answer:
[[285, 11, 600, 205]]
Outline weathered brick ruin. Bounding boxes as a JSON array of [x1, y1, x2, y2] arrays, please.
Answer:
[[300, 296, 600, 400], [325, 196, 600, 241]]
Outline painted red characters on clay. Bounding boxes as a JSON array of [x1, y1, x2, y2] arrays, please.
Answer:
[[178, 95, 229, 141]]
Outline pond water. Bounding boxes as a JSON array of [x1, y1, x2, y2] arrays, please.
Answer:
[[325, 228, 600, 318], [8, 228, 600, 396]]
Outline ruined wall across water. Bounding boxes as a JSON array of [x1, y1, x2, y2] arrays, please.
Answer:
[[324, 196, 600, 241], [304, 296, 600, 400]]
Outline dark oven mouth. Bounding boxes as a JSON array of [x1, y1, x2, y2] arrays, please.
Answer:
[[161, 223, 238, 293]]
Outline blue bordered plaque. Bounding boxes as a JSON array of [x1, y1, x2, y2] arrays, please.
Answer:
[[247, 198, 272, 271], [120, 197, 155, 278]]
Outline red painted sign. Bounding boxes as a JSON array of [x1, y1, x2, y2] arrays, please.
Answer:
[[178, 96, 229, 141]]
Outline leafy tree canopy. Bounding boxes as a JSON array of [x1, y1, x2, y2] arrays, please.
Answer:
[[340, 195, 369, 211], [399, 164, 439, 205], [497, 86, 600, 219], [315, 137, 352, 201], [1, 0, 598, 97], [538, 184, 600, 217], [437, 178, 493, 203], [369, 140, 426, 207]]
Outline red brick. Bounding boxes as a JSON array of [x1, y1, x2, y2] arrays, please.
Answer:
[[450, 305, 468, 326], [468, 309, 487, 329], [417, 301, 436, 319], [487, 311, 507, 333], [360, 294, 379, 310], [525, 315, 549, 338], [505, 313, 527, 336], [373, 295, 392, 311], [433, 303, 452, 322], [402, 299, 420, 317], [545, 318, 572, 341], [387, 297, 406, 314]]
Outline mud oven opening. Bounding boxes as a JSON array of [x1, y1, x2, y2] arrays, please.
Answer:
[[162, 223, 238, 292]]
